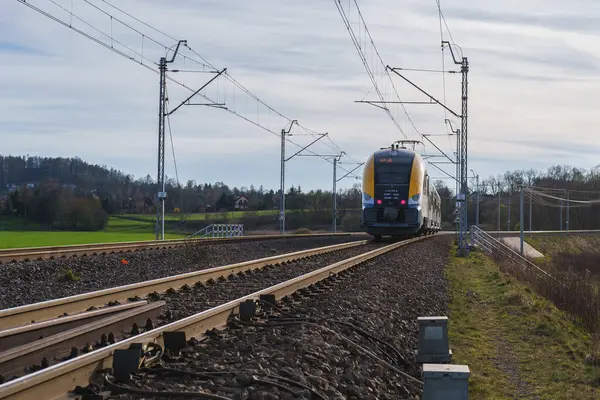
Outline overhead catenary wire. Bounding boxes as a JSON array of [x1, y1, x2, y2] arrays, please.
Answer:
[[332, 0, 423, 140], [436, 0, 454, 151], [164, 95, 180, 188], [18, 0, 363, 179], [529, 189, 600, 205], [184, 44, 358, 165]]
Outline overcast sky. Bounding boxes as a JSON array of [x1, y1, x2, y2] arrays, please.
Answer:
[[3, 0, 600, 192]]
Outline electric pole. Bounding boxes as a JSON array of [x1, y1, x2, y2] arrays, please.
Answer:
[[279, 124, 327, 235], [156, 40, 186, 240], [458, 53, 469, 256], [497, 191, 501, 238], [331, 152, 345, 233], [296, 152, 361, 233], [529, 187, 532, 236], [279, 120, 297, 235], [335, 160, 364, 233], [560, 197, 563, 232], [507, 190, 511, 231], [566, 191, 570, 233], [520, 186, 524, 255], [470, 169, 479, 247], [155, 41, 226, 240], [387, 41, 469, 256]]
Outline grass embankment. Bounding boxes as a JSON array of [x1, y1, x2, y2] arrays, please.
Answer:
[[527, 236, 600, 278], [447, 250, 600, 399]]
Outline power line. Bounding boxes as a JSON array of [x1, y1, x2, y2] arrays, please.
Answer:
[[164, 88, 180, 188], [333, 0, 423, 139], [18, 0, 362, 179], [436, 0, 456, 46], [436, 0, 454, 152]]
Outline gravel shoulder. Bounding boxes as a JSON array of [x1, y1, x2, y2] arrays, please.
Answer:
[[0, 236, 367, 309], [95, 235, 451, 400]]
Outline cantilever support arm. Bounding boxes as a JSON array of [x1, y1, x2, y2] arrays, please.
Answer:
[[421, 135, 455, 164], [386, 66, 461, 119], [166, 40, 187, 63], [336, 162, 364, 182], [285, 133, 328, 162], [442, 41, 462, 65], [429, 162, 460, 184], [167, 68, 227, 116], [283, 120, 298, 134]]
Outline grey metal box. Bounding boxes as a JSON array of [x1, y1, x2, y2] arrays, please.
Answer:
[[416, 316, 452, 363], [422, 363, 470, 400]]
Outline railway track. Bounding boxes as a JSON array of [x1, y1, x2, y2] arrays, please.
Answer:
[[0, 235, 436, 400], [0, 232, 366, 264], [3, 229, 592, 265], [0, 238, 375, 391]]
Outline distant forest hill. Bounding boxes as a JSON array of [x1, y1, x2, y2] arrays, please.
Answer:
[[1, 155, 599, 232], [0, 155, 365, 231]]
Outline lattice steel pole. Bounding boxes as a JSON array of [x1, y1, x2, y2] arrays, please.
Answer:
[[529, 187, 532, 236], [278, 121, 324, 236], [156, 40, 186, 240], [507, 190, 511, 231], [497, 191, 501, 238], [156, 56, 167, 240], [279, 128, 286, 235], [333, 157, 337, 233], [566, 191, 570, 233], [520, 186, 524, 255], [457, 57, 469, 256], [387, 47, 468, 254], [332, 152, 344, 233]]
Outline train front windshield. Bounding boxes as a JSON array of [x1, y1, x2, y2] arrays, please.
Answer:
[[375, 164, 412, 185]]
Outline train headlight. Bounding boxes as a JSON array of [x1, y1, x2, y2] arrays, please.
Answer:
[[364, 193, 372, 201], [411, 193, 421, 202]]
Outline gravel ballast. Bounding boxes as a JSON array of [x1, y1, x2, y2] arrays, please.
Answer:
[[98, 235, 451, 400], [156, 242, 386, 325], [0, 236, 367, 309]]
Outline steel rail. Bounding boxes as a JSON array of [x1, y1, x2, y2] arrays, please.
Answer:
[[1, 230, 594, 264], [0, 239, 369, 331], [0, 301, 150, 349], [0, 232, 367, 264], [0, 301, 166, 380], [0, 235, 430, 400]]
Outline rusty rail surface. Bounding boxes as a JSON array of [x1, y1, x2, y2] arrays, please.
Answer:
[[0, 239, 370, 331], [0, 235, 430, 400], [0, 232, 368, 264], [0, 301, 166, 381]]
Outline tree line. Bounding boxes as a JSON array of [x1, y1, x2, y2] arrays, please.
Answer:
[[450, 165, 600, 231], [0, 155, 362, 231], [2, 155, 599, 232]]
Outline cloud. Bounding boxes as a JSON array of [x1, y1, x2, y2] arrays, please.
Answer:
[[2, 0, 600, 193], [0, 41, 45, 55]]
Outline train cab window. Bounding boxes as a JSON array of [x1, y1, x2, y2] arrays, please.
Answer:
[[375, 164, 412, 184]]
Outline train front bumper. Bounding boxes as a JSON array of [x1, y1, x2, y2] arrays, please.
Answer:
[[360, 222, 422, 235]]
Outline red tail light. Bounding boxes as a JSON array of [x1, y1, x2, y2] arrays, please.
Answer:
[[376, 199, 382, 205], [400, 199, 406, 205]]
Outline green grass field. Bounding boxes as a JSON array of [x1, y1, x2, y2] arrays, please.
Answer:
[[0, 216, 185, 249], [0, 208, 357, 249]]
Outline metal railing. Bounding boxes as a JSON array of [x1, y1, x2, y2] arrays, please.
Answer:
[[187, 224, 244, 239], [471, 226, 557, 283]]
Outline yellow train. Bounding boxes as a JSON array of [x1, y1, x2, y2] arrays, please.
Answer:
[[361, 140, 442, 240]]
